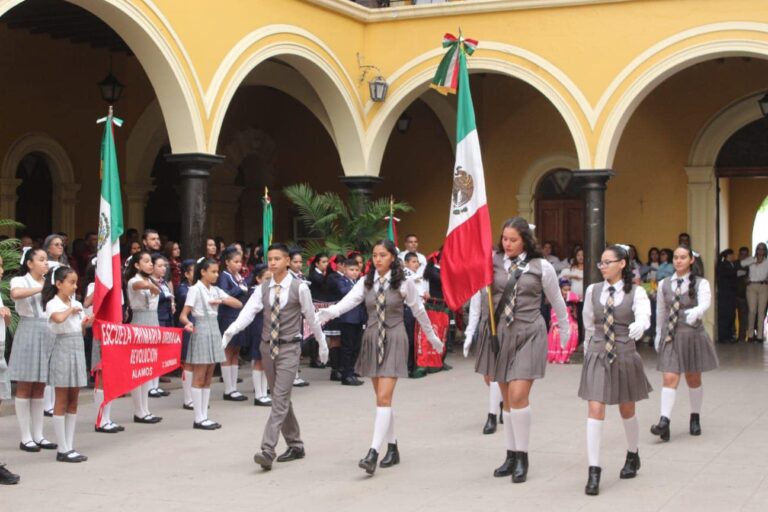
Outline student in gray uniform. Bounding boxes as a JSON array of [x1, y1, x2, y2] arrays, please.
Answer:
[[223, 244, 328, 469], [479, 218, 570, 484], [651, 246, 718, 442], [318, 239, 443, 476], [578, 244, 652, 496], [0, 255, 20, 483]]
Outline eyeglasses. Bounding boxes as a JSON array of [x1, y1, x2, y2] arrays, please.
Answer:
[[596, 260, 620, 269]]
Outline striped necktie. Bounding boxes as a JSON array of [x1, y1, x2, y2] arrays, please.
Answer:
[[603, 286, 617, 364], [664, 278, 684, 343], [503, 257, 521, 326], [269, 284, 282, 359], [376, 276, 387, 364]]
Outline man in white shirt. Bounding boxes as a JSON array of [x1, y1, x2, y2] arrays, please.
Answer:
[[398, 234, 427, 277]]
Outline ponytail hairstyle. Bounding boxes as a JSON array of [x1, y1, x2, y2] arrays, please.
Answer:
[[674, 245, 698, 300], [606, 244, 633, 294], [495, 217, 543, 260], [193, 257, 219, 284], [364, 239, 405, 290], [18, 248, 46, 276], [124, 250, 152, 282], [41, 266, 76, 310]]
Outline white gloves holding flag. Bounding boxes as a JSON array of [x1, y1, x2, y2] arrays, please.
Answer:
[[318, 337, 329, 365], [463, 330, 474, 358], [684, 309, 700, 326], [628, 321, 645, 341]]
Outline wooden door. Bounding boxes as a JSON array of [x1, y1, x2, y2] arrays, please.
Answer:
[[536, 199, 584, 259]]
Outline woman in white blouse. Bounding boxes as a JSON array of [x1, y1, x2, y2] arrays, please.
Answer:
[[741, 242, 768, 342]]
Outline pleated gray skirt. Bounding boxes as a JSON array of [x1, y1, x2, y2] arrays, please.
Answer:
[[185, 316, 225, 364], [491, 316, 548, 383], [473, 319, 496, 378], [8, 317, 52, 382], [48, 333, 87, 388], [657, 325, 719, 374], [579, 339, 652, 405], [356, 324, 409, 378], [131, 310, 159, 327], [0, 341, 10, 400], [91, 337, 101, 369]]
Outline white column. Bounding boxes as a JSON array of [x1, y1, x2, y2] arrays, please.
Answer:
[[55, 183, 81, 238], [123, 182, 155, 232], [0, 178, 21, 236], [685, 166, 716, 336]]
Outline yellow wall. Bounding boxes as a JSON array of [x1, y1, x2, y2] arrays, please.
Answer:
[[728, 178, 768, 252]]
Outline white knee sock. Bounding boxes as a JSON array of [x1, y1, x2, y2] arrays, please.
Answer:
[[202, 388, 211, 421], [689, 386, 703, 414], [586, 418, 603, 467], [15, 398, 32, 444], [43, 385, 54, 411], [151, 377, 160, 390], [261, 372, 269, 395], [141, 381, 152, 415], [94, 390, 111, 427], [386, 410, 397, 444], [252, 369, 264, 398], [221, 365, 233, 394], [53, 415, 68, 453], [370, 407, 392, 453], [30, 398, 45, 442], [183, 370, 193, 405], [230, 365, 240, 393], [660, 387, 676, 418], [489, 382, 502, 415], [131, 386, 147, 417], [65, 413, 77, 453], [502, 411, 516, 451], [623, 415, 639, 453], [509, 406, 531, 452], [191, 387, 204, 423]]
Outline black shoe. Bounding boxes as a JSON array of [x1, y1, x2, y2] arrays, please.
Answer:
[[690, 413, 702, 436], [19, 441, 40, 453], [493, 450, 516, 477], [309, 361, 326, 369], [379, 443, 400, 468], [585, 466, 601, 496], [359, 448, 378, 475], [341, 376, 364, 386], [56, 450, 86, 463], [499, 402, 504, 423], [193, 420, 220, 430], [330, 370, 343, 382], [94, 424, 121, 434], [254, 396, 272, 406], [0, 464, 20, 485], [134, 414, 163, 424], [157, 388, 170, 397], [619, 451, 640, 479], [483, 413, 498, 435], [512, 451, 528, 483], [35, 439, 57, 450], [148, 389, 162, 398], [441, 363, 453, 371], [253, 451, 273, 470], [44, 409, 53, 417], [183, 402, 194, 410], [276, 446, 305, 462], [223, 392, 248, 402], [650, 416, 671, 441]]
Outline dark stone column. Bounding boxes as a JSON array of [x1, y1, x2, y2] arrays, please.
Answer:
[[165, 153, 225, 259], [575, 169, 614, 287], [339, 175, 383, 215]]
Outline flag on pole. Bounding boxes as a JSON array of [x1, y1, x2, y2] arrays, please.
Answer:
[[263, 187, 273, 250], [433, 33, 493, 311], [92, 106, 125, 324], [386, 196, 399, 247]]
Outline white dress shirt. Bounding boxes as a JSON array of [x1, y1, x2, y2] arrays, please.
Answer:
[[654, 274, 711, 340], [404, 268, 429, 298], [184, 281, 228, 318], [10, 275, 45, 317], [224, 272, 326, 344], [741, 257, 768, 282], [46, 295, 85, 335], [583, 281, 651, 343], [398, 251, 427, 277], [127, 275, 159, 312]]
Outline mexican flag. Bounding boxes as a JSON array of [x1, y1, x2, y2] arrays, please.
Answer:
[[432, 34, 493, 311], [92, 108, 125, 323], [263, 187, 273, 251]]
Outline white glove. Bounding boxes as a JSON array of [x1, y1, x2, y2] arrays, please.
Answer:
[[559, 327, 571, 349], [654, 334, 661, 353], [317, 308, 333, 325], [318, 340, 329, 365], [463, 331, 474, 358], [628, 322, 645, 341], [684, 309, 699, 326], [428, 333, 444, 354], [221, 332, 232, 349], [583, 338, 588, 355]]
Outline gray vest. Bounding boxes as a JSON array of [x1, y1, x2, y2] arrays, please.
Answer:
[[261, 277, 303, 342], [590, 282, 636, 344], [660, 276, 703, 338], [364, 283, 405, 330], [491, 252, 544, 324]]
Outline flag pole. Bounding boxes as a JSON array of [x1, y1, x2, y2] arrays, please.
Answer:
[[486, 286, 496, 337]]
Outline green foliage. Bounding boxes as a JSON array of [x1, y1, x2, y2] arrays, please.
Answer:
[[283, 183, 413, 259], [0, 219, 24, 333]]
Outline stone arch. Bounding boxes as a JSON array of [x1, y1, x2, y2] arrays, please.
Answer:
[[516, 153, 579, 221], [0, 132, 78, 236]]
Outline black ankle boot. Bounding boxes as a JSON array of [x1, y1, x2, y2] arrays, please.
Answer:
[[379, 443, 400, 468], [690, 413, 701, 435], [499, 402, 504, 423], [650, 416, 671, 441], [483, 413, 498, 435], [585, 466, 601, 496], [619, 451, 640, 479], [493, 450, 516, 477], [358, 448, 378, 475], [511, 451, 528, 483]]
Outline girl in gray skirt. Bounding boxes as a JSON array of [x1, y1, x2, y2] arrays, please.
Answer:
[[43, 266, 93, 463], [9, 247, 57, 453], [651, 246, 718, 441], [318, 239, 443, 475], [179, 258, 242, 430], [578, 244, 652, 496], [125, 251, 163, 424]]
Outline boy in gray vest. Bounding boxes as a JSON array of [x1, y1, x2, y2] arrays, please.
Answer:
[[223, 243, 328, 469]]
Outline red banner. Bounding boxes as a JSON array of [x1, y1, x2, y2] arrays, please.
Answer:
[[92, 320, 183, 409], [414, 309, 449, 368]]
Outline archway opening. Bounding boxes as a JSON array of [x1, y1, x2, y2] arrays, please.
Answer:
[[534, 168, 583, 261], [15, 152, 53, 240]]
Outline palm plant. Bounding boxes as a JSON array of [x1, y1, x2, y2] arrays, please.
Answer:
[[283, 183, 413, 259], [0, 219, 23, 333]]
